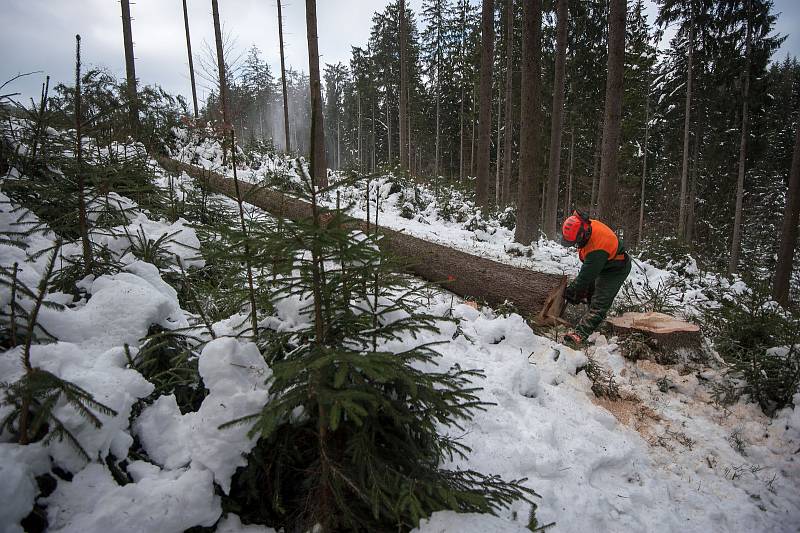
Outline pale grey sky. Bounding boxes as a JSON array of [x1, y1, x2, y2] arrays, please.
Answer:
[[0, 0, 797, 106]]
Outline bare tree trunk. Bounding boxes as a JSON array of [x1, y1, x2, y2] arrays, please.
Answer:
[[357, 91, 362, 170], [371, 98, 376, 171], [277, 0, 291, 152], [476, 0, 494, 208], [544, 0, 568, 238], [501, 0, 515, 205], [590, 119, 601, 215], [407, 85, 412, 176], [773, 123, 800, 306], [596, 0, 625, 222], [460, 88, 465, 178], [75, 35, 93, 275], [678, 10, 695, 239], [686, 109, 703, 245], [182, 0, 199, 118], [728, 0, 752, 275], [386, 74, 392, 165], [120, 0, 139, 131], [471, 85, 476, 176], [212, 0, 259, 338], [638, 84, 650, 248], [496, 83, 502, 203], [514, 0, 542, 244], [564, 117, 575, 217], [399, 0, 408, 171], [305, 0, 328, 186]]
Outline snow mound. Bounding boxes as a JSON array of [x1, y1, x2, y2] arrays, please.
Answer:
[[135, 337, 271, 493], [44, 463, 221, 533]]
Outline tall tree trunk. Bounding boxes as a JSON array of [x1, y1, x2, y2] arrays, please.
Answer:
[[75, 35, 93, 275], [514, 0, 542, 244], [501, 0, 515, 205], [590, 117, 602, 215], [686, 108, 703, 245], [596, 0, 625, 222], [471, 84, 476, 176], [544, 0, 568, 238], [277, 0, 291, 152], [496, 83, 502, 203], [564, 117, 574, 217], [678, 10, 695, 239], [305, 0, 328, 186], [773, 123, 800, 306], [460, 87, 465, 178], [399, 0, 408, 171], [357, 91, 363, 170], [182, 0, 199, 118], [386, 73, 392, 165], [476, 0, 495, 208], [435, 15, 442, 178], [728, 0, 752, 275], [212, 0, 259, 339], [638, 83, 650, 248], [120, 0, 139, 131], [371, 98, 376, 171]]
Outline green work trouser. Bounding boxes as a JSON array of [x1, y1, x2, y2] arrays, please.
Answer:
[[574, 257, 631, 339]]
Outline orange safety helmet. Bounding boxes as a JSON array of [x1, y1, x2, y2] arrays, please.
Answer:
[[561, 211, 591, 247]]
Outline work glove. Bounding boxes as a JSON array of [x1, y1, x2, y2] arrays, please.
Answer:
[[565, 285, 579, 304], [565, 284, 593, 305]]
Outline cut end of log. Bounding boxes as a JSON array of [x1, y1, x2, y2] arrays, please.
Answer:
[[607, 312, 700, 335]]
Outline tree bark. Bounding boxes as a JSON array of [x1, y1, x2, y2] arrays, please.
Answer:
[[75, 35, 92, 276], [544, 0, 568, 238], [159, 156, 565, 317], [120, 0, 139, 130], [501, 0, 515, 206], [638, 81, 650, 248], [686, 108, 703, 246], [596, 0, 625, 222], [514, 0, 542, 244], [563, 117, 574, 217], [182, 0, 199, 118], [399, 0, 409, 171], [590, 118, 602, 215], [678, 10, 695, 239], [476, 0, 495, 208], [277, 0, 291, 152], [496, 83, 502, 203], [773, 123, 800, 307], [305, 0, 328, 186], [728, 0, 752, 275]]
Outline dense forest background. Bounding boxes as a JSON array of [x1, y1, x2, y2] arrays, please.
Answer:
[[192, 0, 798, 286]]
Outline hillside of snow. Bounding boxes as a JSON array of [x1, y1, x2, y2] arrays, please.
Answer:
[[1, 130, 799, 532]]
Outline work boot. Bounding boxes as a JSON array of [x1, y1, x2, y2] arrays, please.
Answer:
[[562, 331, 583, 348]]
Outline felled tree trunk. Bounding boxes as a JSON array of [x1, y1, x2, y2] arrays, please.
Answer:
[[158, 157, 565, 316]]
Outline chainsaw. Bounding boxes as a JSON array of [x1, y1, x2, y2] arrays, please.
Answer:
[[533, 275, 572, 327]]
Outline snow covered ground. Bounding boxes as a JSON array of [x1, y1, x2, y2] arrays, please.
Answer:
[[1, 132, 798, 532]]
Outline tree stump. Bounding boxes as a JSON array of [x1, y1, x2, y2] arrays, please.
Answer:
[[606, 312, 702, 364]]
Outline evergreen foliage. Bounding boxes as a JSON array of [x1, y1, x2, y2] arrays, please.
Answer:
[[704, 282, 800, 414], [222, 167, 536, 531]]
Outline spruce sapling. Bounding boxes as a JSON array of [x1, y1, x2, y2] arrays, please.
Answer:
[[222, 164, 537, 531]]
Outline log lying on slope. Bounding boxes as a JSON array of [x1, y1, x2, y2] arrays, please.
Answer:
[[157, 156, 565, 316]]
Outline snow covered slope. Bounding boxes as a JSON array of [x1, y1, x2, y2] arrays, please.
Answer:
[[2, 138, 798, 532]]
